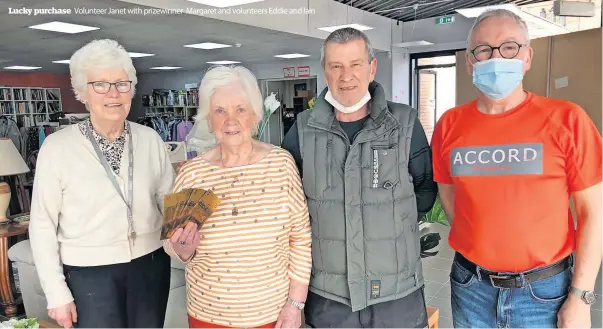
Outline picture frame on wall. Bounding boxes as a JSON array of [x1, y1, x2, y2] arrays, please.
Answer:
[[283, 67, 295, 78], [297, 66, 310, 77]]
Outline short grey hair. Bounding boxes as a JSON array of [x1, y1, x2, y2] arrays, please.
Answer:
[[198, 65, 263, 131], [467, 9, 530, 51], [320, 27, 375, 68], [70, 39, 138, 102]]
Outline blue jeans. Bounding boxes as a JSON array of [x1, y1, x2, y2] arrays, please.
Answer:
[[450, 257, 572, 328]]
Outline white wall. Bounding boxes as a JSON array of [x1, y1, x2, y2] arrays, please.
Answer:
[[374, 51, 392, 101], [249, 59, 324, 92], [391, 48, 410, 105]]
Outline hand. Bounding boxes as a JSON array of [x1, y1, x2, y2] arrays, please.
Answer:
[[48, 301, 77, 329], [170, 222, 200, 261], [275, 302, 302, 328], [557, 294, 591, 328]]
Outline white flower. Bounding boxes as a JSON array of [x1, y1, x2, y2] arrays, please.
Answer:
[[263, 92, 280, 115]]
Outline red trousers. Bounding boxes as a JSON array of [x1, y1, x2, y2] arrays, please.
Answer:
[[188, 315, 276, 328]]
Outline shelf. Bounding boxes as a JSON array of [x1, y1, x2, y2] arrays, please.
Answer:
[[0, 87, 62, 128]]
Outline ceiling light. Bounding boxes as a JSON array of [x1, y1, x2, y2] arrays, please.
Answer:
[[184, 42, 232, 49], [393, 41, 433, 48], [317, 23, 373, 33], [149, 66, 182, 70], [4, 66, 42, 70], [28, 21, 99, 34], [186, 0, 264, 7], [274, 53, 311, 59], [128, 52, 155, 58], [52, 60, 70, 64], [206, 60, 241, 65], [455, 4, 518, 18]]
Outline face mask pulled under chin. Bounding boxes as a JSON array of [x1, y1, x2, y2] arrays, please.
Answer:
[[325, 90, 371, 114], [471, 58, 525, 100]]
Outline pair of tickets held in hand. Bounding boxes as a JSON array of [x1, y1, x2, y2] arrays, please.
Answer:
[[161, 188, 221, 240]]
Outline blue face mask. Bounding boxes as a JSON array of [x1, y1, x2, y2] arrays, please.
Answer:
[[472, 58, 524, 100]]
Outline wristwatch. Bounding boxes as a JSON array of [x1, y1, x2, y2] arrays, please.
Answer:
[[569, 286, 597, 305], [288, 297, 305, 310]]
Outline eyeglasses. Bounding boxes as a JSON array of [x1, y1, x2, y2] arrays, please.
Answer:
[[88, 81, 132, 94], [471, 41, 526, 62]]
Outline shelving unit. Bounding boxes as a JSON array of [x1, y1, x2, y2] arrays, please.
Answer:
[[145, 105, 199, 118], [143, 88, 198, 118], [0, 86, 62, 127]]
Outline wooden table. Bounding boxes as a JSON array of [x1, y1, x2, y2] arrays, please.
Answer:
[[0, 219, 28, 318], [427, 305, 440, 328]]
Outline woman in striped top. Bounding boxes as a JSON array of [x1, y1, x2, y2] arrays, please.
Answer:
[[163, 65, 312, 329]]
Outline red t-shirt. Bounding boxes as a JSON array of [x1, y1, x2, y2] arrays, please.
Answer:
[[431, 92, 602, 272]]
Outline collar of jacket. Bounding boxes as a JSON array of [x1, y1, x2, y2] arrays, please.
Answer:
[[307, 81, 391, 131]]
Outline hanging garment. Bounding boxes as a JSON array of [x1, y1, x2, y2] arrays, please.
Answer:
[[176, 121, 193, 142], [39, 127, 46, 147], [0, 116, 23, 152]]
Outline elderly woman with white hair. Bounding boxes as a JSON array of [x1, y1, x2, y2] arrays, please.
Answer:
[[163, 65, 312, 329], [28, 39, 175, 328]]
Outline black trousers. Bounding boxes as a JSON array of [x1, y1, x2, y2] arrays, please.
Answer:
[[63, 248, 171, 328], [305, 286, 429, 328]]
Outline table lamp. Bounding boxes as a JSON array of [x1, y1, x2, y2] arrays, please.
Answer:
[[0, 138, 30, 222]]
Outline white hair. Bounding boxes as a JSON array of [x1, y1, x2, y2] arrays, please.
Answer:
[[69, 39, 138, 102], [198, 65, 263, 131], [467, 9, 530, 51]]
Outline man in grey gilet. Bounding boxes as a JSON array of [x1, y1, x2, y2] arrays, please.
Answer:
[[281, 28, 438, 328]]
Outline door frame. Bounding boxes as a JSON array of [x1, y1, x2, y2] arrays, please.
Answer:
[[408, 49, 461, 106]]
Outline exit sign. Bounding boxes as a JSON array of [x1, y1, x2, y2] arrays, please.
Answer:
[[435, 16, 455, 24]]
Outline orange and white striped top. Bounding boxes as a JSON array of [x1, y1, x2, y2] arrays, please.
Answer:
[[163, 147, 312, 328]]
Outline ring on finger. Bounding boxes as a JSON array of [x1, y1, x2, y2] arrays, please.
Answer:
[[179, 241, 185, 246]]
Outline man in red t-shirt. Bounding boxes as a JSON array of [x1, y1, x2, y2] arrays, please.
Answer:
[[431, 8, 602, 329]]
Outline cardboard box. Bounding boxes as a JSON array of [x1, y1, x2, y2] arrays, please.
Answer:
[[296, 90, 314, 98]]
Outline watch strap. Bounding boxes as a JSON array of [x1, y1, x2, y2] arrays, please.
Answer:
[[569, 286, 596, 305], [288, 297, 305, 310]]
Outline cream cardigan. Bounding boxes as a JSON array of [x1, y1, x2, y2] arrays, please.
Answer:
[[28, 122, 175, 309]]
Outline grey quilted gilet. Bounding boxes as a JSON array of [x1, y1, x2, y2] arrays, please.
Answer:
[[296, 82, 424, 312]]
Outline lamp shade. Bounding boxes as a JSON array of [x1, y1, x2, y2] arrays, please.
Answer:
[[0, 138, 29, 176]]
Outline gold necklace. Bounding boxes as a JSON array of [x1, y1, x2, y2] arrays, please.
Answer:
[[220, 144, 255, 217]]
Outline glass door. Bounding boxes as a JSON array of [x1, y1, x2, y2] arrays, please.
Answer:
[[416, 69, 437, 142]]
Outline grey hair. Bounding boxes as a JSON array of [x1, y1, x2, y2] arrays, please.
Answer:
[[467, 9, 530, 51], [70, 39, 137, 103], [198, 65, 263, 133], [320, 27, 375, 68]]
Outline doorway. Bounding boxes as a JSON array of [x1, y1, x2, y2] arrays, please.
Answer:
[[411, 52, 457, 142], [259, 77, 317, 146]]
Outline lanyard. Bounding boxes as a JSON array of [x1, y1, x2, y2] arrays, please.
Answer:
[[86, 123, 136, 243]]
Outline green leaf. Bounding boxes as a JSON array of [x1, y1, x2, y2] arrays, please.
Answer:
[[420, 196, 450, 227]]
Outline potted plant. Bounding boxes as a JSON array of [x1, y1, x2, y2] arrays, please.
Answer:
[[419, 196, 450, 258], [0, 317, 39, 328]]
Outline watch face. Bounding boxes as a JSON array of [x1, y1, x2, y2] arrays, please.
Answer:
[[585, 292, 597, 304]]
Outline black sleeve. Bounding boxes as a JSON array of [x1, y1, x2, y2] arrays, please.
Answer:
[[408, 118, 438, 220], [281, 121, 303, 174]]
